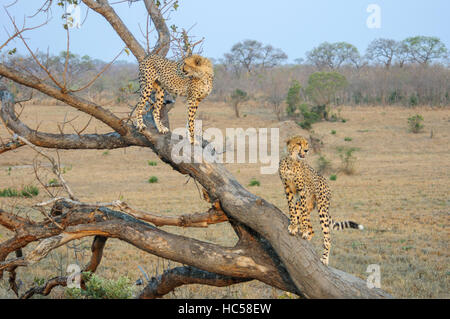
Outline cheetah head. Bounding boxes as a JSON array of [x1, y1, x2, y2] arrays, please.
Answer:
[[182, 54, 214, 79], [286, 135, 309, 160]]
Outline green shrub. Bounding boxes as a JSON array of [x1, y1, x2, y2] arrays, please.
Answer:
[[0, 188, 19, 197], [0, 185, 39, 198], [331, 130, 336, 135], [148, 176, 158, 183], [344, 137, 352, 142], [248, 178, 260, 187], [408, 114, 424, 133], [297, 103, 321, 130], [409, 94, 419, 107], [65, 273, 135, 299], [148, 160, 157, 166], [330, 174, 337, 181], [21, 185, 39, 198], [286, 80, 302, 117]]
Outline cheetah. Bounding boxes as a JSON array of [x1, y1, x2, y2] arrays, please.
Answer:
[[136, 54, 214, 144], [278, 135, 363, 265]]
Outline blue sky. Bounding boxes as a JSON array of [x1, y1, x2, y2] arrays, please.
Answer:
[[1, 0, 449, 63]]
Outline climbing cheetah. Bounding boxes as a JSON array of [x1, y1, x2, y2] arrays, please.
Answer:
[[136, 54, 214, 144], [278, 135, 363, 265]]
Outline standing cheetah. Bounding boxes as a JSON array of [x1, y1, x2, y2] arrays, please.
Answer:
[[278, 135, 363, 265], [136, 54, 213, 144]]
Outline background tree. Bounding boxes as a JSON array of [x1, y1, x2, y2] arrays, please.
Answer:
[[222, 39, 287, 74], [305, 71, 348, 120], [366, 38, 398, 69], [286, 80, 302, 117], [401, 36, 448, 65], [229, 88, 249, 118], [306, 42, 361, 70]]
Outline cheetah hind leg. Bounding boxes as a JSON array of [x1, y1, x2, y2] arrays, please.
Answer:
[[187, 97, 201, 145], [300, 197, 315, 240], [136, 82, 154, 131], [152, 85, 169, 134]]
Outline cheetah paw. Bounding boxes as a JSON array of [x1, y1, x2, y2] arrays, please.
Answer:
[[158, 126, 169, 134], [288, 224, 299, 236], [320, 256, 329, 266], [301, 231, 314, 241], [136, 122, 147, 132]]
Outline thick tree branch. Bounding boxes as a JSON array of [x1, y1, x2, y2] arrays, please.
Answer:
[[0, 137, 25, 154], [113, 201, 228, 228], [138, 266, 249, 299], [19, 236, 108, 299], [0, 65, 128, 136], [82, 0, 147, 61]]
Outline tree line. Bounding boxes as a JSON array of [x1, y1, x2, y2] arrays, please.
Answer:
[[213, 36, 449, 120], [2, 35, 448, 114]]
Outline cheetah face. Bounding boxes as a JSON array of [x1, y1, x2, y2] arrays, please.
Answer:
[[286, 135, 309, 160], [183, 55, 213, 79]]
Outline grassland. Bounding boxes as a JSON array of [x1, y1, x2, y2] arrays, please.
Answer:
[[0, 100, 449, 298]]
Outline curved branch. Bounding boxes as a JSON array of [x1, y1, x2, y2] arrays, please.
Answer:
[[142, 0, 170, 57], [82, 0, 147, 61], [20, 236, 107, 299], [0, 88, 131, 149], [0, 64, 128, 136], [138, 266, 249, 299], [0, 137, 25, 154], [113, 201, 228, 228]]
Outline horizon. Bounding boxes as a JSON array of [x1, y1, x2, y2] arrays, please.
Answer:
[[0, 0, 449, 64]]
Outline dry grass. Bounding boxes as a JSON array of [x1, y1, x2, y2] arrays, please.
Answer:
[[0, 101, 449, 298]]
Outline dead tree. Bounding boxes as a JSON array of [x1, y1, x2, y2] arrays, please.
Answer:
[[0, 0, 391, 299]]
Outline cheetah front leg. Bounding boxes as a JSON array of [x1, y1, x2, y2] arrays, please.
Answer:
[[187, 97, 200, 144], [298, 197, 315, 241], [136, 81, 154, 131], [152, 84, 169, 134], [283, 183, 300, 235], [317, 195, 332, 265]]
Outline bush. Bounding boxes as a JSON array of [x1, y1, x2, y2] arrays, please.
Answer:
[[0, 188, 19, 197], [409, 94, 419, 107], [230, 89, 249, 118], [248, 178, 260, 187], [344, 137, 352, 142], [337, 146, 359, 175], [305, 71, 348, 120], [286, 80, 302, 117], [330, 174, 337, 181], [21, 185, 39, 198], [331, 130, 336, 135], [148, 176, 158, 183], [65, 273, 135, 299], [316, 156, 332, 174], [297, 103, 321, 130], [0, 185, 39, 198], [408, 114, 424, 133], [148, 160, 157, 166]]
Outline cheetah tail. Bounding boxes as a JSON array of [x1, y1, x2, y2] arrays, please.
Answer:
[[331, 218, 364, 231]]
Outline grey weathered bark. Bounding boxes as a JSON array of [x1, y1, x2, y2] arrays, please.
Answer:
[[0, 0, 392, 299]]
